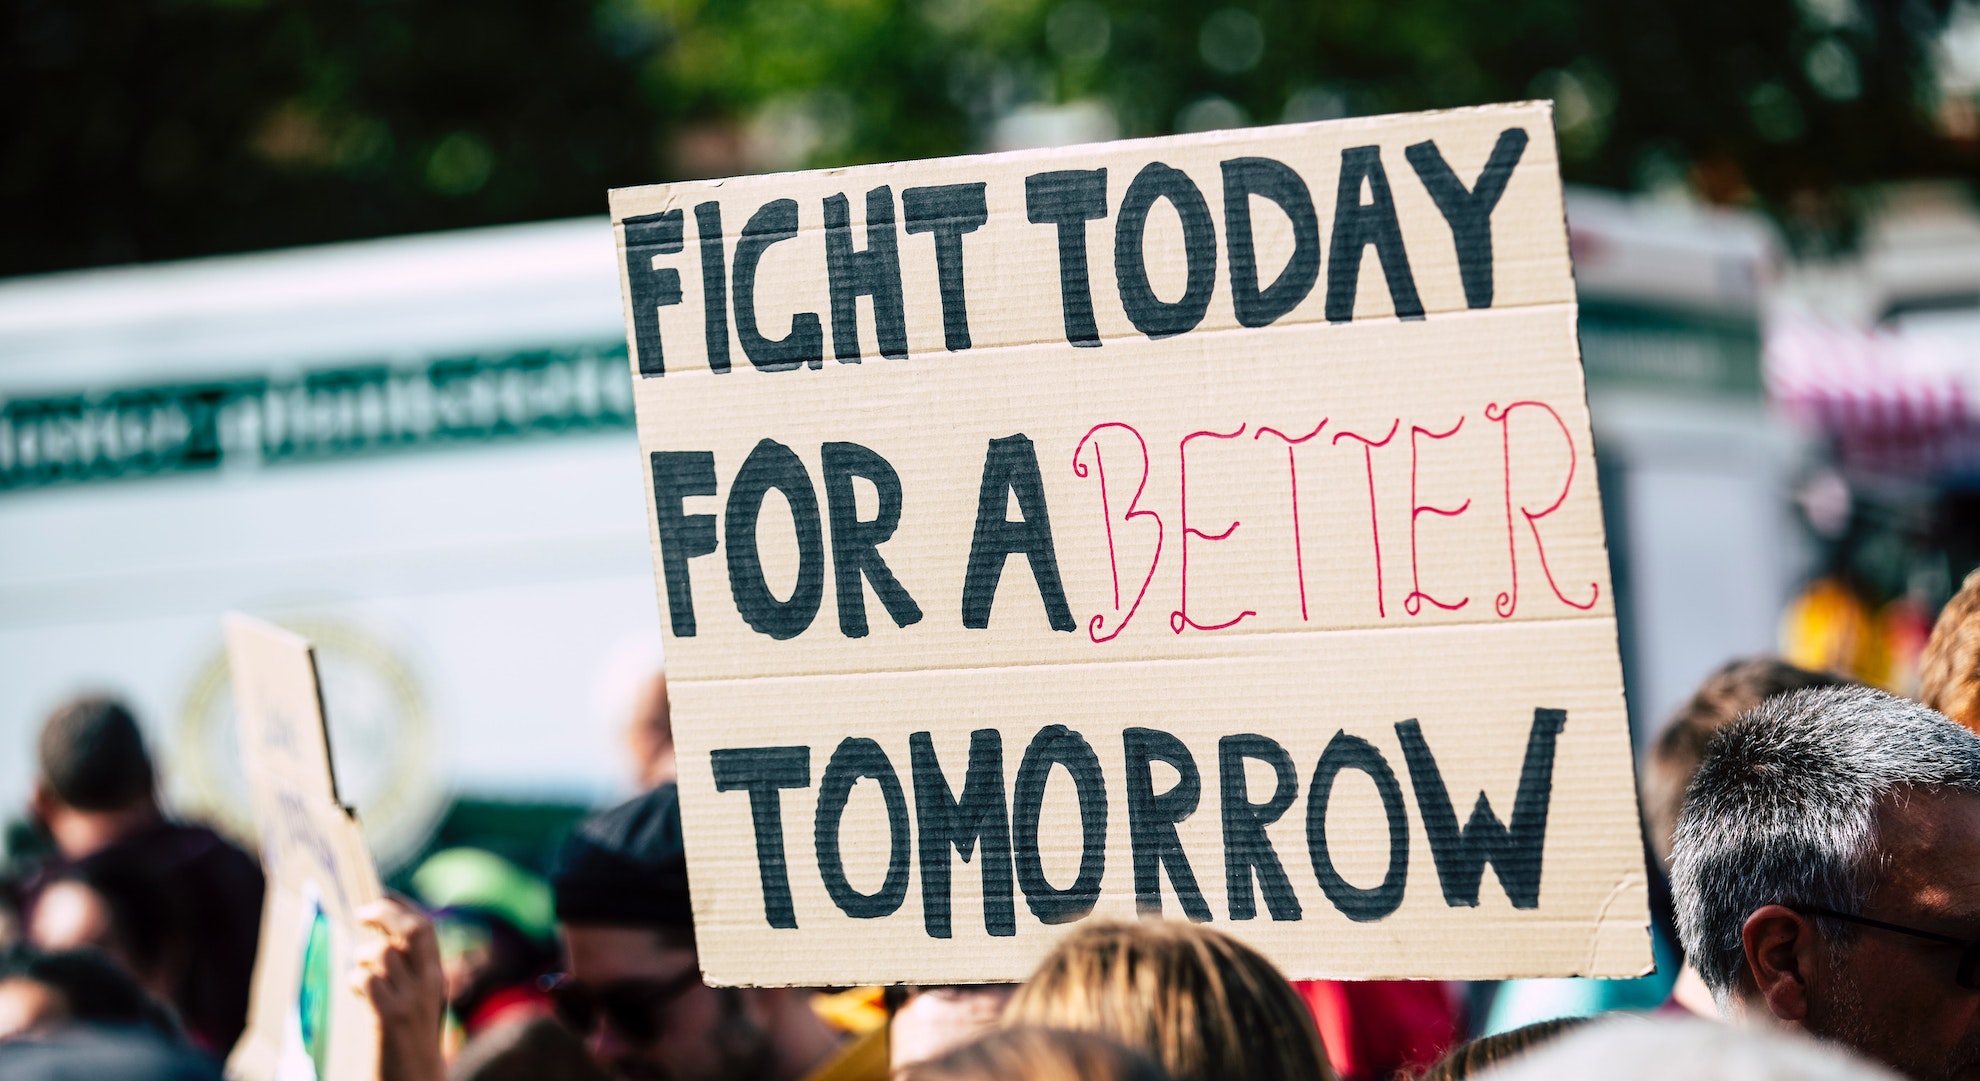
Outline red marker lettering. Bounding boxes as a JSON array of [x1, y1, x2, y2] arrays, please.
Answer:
[[1170, 424, 1255, 634], [1073, 423, 1164, 643], [1403, 416, 1471, 616], [1253, 421, 1328, 621], [1331, 420, 1401, 619], [1485, 400, 1599, 617]]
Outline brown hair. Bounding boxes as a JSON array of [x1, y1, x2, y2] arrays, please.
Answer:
[[38, 696, 153, 812], [1641, 657, 1849, 864], [451, 1016, 610, 1081], [1414, 1017, 1590, 1081], [904, 1027, 1170, 1081], [1921, 568, 1980, 736], [1003, 920, 1333, 1081]]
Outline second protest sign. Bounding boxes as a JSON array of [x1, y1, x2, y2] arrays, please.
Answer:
[[612, 100, 1648, 985]]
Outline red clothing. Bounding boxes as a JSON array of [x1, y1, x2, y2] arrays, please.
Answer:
[[1296, 980, 1462, 1081], [464, 984, 554, 1036]]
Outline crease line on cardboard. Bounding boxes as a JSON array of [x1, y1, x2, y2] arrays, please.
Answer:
[[1585, 869, 1655, 979], [670, 612, 1618, 685], [622, 300, 1586, 386]]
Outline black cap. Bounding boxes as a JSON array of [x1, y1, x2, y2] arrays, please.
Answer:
[[551, 783, 694, 928]]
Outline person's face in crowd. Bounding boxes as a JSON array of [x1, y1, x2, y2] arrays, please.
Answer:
[[434, 914, 494, 1008], [24, 878, 170, 1004], [625, 673, 676, 790], [560, 925, 774, 1081], [26, 880, 113, 956], [1758, 790, 1980, 1080], [0, 977, 64, 1041], [888, 986, 1014, 1077]]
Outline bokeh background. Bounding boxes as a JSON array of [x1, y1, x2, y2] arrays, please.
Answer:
[[9, 0, 1980, 275], [6, 0, 1980, 880]]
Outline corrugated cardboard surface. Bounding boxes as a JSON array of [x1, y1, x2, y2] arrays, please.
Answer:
[[225, 615, 384, 1081], [611, 102, 1649, 984]]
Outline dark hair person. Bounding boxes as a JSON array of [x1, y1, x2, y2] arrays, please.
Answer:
[[23, 695, 264, 1054], [0, 947, 182, 1040], [1003, 920, 1334, 1081], [0, 1026, 224, 1081], [355, 785, 889, 1081], [0, 946, 219, 1081], [1412, 1017, 1589, 1081], [449, 1015, 611, 1081], [1669, 685, 1980, 1081], [547, 783, 876, 1081]]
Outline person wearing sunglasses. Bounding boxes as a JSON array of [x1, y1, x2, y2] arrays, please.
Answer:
[[548, 783, 883, 1081], [1671, 685, 1980, 1081]]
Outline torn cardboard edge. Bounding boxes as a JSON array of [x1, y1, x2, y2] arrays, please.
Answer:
[[223, 614, 386, 1081]]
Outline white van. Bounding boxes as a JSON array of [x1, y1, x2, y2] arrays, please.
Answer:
[[0, 218, 660, 868]]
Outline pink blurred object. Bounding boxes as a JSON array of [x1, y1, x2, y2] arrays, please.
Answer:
[[1295, 979, 1462, 1081]]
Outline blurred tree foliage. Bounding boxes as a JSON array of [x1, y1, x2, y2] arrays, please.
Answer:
[[4, 0, 1974, 276]]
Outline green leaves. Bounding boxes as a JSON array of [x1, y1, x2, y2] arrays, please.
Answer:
[[4, 0, 1969, 275]]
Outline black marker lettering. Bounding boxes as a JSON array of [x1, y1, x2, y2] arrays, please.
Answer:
[[1025, 169, 1109, 347], [814, 737, 912, 919], [822, 441, 921, 638], [911, 730, 1015, 938], [1013, 724, 1107, 924], [1221, 158, 1320, 328], [1220, 733, 1303, 921], [1115, 162, 1216, 339], [725, 439, 826, 640], [962, 435, 1074, 632], [649, 451, 719, 637], [733, 198, 824, 371], [903, 183, 989, 352], [712, 745, 811, 929], [1404, 128, 1530, 310], [1124, 727, 1211, 921], [1307, 730, 1410, 922], [623, 210, 684, 377], [695, 201, 732, 373], [824, 185, 908, 362], [1325, 146, 1424, 323], [1396, 708, 1565, 909]]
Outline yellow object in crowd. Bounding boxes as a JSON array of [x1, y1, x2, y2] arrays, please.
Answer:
[[1780, 576, 1931, 695], [812, 986, 890, 1035]]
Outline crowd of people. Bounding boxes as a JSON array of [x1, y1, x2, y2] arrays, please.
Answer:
[[6, 568, 1980, 1081]]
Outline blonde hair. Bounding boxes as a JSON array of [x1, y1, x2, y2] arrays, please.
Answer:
[[1003, 920, 1333, 1081], [903, 1027, 1169, 1081], [1921, 568, 1980, 736]]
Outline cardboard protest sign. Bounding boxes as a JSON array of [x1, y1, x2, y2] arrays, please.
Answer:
[[612, 101, 1650, 985], [224, 614, 385, 1081]]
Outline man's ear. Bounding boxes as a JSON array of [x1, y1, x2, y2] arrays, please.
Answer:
[[29, 781, 58, 826], [1742, 904, 1821, 1024]]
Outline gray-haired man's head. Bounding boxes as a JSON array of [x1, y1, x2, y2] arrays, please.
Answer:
[[1670, 684, 1980, 1081]]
